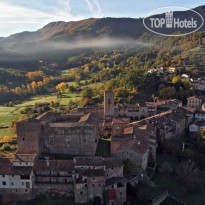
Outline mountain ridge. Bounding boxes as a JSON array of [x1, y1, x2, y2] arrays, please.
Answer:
[[0, 5, 204, 45]]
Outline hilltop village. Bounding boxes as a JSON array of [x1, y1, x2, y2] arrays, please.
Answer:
[[0, 91, 205, 204]]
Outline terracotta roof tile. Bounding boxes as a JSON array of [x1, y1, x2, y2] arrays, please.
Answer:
[[34, 160, 74, 173]]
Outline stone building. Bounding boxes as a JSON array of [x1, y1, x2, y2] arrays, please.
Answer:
[[112, 137, 149, 172], [34, 159, 74, 196], [116, 103, 157, 120], [17, 112, 100, 156], [73, 156, 126, 204], [105, 177, 127, 205], [104, 91, 115, 117], [74, 169, 106, 204], [16, 119, 42, 155]]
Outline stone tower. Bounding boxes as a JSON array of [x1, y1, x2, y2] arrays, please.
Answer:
[[104, 91, 115, 117], [16, 119, 42, 155]]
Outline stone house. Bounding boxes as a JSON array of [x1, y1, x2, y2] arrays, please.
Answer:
[[104, 157, 124, 179], [34, 159, 74, 196], [73, 156, 126, 204], [74, 169, 106, 204], [112, 118, 130, 137], [73, 157, 105, 170], [116, 103, 157, 120], [105, 177, 127, 205], [112, 137, 149, 172]]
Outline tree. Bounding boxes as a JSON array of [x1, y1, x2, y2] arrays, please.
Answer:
[[26, 71, 44, 81], [159, 86, 176, 99], [115, 87, 129, 98], [172, 75, 181, 84], [199, 128, 205, 140], [50, 101, 55, 108], [183, 149, 195, 161], [30, 81, 37, 91], [81, 88, 93, 99], [56, 82, 66, 93], [159, 162, 173, 175], [69, 85, 76, 92]]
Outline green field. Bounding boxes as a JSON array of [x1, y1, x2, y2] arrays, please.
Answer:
[[0, 128, 10, 139], [0, 78, 101, 139]]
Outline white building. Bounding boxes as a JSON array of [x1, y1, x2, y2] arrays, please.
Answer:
[[187, 96, 203, 109], [189, 121, 205, 133], [195, 111, 205, 121], [0, 155, 36, 199]]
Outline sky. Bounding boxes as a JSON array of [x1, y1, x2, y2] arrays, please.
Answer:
[[0, 0, 204, 37]]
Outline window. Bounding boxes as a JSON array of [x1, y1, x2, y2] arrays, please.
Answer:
[[20, 175, 30, 179], [12, 175, 14, 177], [22, 182, 24, 186], [99, 184, 101, 187], [112, 185, 114, 188], [80, 191, 83, 195], [2, 181, 6, 186], [92, 184, 95, 187], [26, 182, 30, 188], [93, 177, 95, 180], [22, 138, 25, 141], [2, 175, 5, 178], [11, 182, 14, 186], [25, 189, 27, 192]]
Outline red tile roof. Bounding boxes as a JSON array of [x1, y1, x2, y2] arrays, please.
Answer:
[[0, 158, 12, 175], [114, 137, 149, 154], [34, 160, 74, 173]]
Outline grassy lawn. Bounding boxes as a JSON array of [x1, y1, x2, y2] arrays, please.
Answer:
[[15, 94, 59, 107], [0, 113, 22, 127], [0, 106, 16, 117], [95, 138, 111, 157], [0, 128, 10, 139]]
